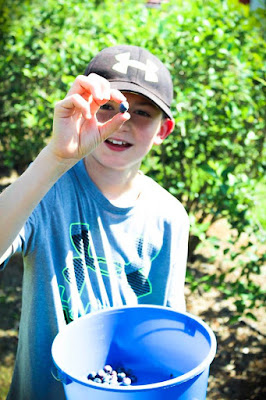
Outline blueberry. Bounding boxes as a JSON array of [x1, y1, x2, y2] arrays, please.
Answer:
[[102, 375, 111, 383], [104, 365, 113, 374], [97, 369, 106, 378], [122, 377, 132, 386], [87, 371, 96, 380], [87, 364, 136, 386], [117, 372, 126, 382], [119, 101, 129, 113]]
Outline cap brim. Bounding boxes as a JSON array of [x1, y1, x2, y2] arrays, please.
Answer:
[[109, 81, 173, 120]]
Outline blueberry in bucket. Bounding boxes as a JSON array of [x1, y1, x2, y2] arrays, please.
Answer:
[[117, 372, 126, 382], [122, 377, 132, 386], [87, 364, 137, 386], [104, 365, 113, 374], [87, 371, 96, 380]]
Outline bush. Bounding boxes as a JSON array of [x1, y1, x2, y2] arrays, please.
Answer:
[[0, 0, 265, 319]]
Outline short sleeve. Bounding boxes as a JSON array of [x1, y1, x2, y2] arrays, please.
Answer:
[[0, 214, 35, 270]]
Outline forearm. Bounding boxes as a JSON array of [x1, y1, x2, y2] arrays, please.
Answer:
[[0, 146, 76, 258]]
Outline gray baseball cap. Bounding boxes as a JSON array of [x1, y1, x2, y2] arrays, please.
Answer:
[[84, 45, 173, 119]]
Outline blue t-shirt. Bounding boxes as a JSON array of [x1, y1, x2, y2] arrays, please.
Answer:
[[2, 160, 189, 400]]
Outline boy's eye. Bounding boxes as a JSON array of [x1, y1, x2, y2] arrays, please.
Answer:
[[100, 103, 114, 111], [134, 110, 151, 118]]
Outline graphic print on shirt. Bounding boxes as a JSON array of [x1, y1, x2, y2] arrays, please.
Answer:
[[60, 222, 161, 323]]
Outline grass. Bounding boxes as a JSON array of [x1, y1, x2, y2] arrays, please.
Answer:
[[0, 364, 14, 400]]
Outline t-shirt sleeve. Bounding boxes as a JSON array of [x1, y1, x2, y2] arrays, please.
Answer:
[[0, 214, 35, 270]]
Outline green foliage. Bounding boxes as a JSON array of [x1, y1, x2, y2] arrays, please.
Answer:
[[0, 0, 265, 319]]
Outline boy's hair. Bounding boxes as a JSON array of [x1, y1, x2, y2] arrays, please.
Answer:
[[84, 45, 173, 119]]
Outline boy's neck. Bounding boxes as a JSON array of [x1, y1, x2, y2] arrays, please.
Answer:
[[83, 156, 144, 207]]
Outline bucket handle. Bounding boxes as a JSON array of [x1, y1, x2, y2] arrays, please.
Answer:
[[51, 364, 73, 385]]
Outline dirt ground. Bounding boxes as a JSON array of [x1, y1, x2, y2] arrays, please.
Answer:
[[0, 173, 265, 399]]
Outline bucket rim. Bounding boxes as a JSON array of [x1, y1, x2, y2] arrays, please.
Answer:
[[51, 305, 217, 391]]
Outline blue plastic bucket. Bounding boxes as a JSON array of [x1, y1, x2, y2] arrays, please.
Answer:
[[51, 305, 216, 400]]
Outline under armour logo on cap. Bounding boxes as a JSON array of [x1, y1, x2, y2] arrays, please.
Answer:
[[112, 52, 159, 83], [84, 45, 173, 119]]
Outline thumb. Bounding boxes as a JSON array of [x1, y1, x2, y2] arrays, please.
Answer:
[[99, 112, 130, 142]]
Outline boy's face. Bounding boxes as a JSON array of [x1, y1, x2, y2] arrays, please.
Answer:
[[90, 92, 174, 172]]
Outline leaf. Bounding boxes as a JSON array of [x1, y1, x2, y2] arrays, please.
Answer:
[[245, 312, 257, 321], [221, 165, 235, 179], [199, 163, 217, 178]]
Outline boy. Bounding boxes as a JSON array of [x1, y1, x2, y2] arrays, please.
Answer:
[[0, 45, 189, 400]]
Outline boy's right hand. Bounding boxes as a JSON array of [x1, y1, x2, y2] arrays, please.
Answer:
[[48, 73, 130, 164]]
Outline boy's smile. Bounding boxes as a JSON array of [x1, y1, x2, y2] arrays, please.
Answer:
[[105, 137, 133, 151]]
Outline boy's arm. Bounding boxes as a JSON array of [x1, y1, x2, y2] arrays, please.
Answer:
[[0, 147, 75, 262], [0, 74, 130, 259]]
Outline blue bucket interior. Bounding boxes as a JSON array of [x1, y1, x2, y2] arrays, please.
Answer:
[[52, 306, 216, 389]]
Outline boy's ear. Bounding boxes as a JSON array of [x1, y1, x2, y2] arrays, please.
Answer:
[[153, 118, 175, 145]]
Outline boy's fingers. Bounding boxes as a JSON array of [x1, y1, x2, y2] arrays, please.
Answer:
[[88, 88, 127, 116], [66, 74, 123, 102], [99, 112, 130, 142], [65, 74, 127, 116], [110, 88, 127, 103], [55, 94, 91, 119], [66, 74, 105, 99]]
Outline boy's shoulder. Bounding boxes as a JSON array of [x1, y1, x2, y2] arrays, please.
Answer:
[[141, 174, 189, 222]]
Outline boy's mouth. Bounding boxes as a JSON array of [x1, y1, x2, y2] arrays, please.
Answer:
[[105, 138, 132, 149]]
